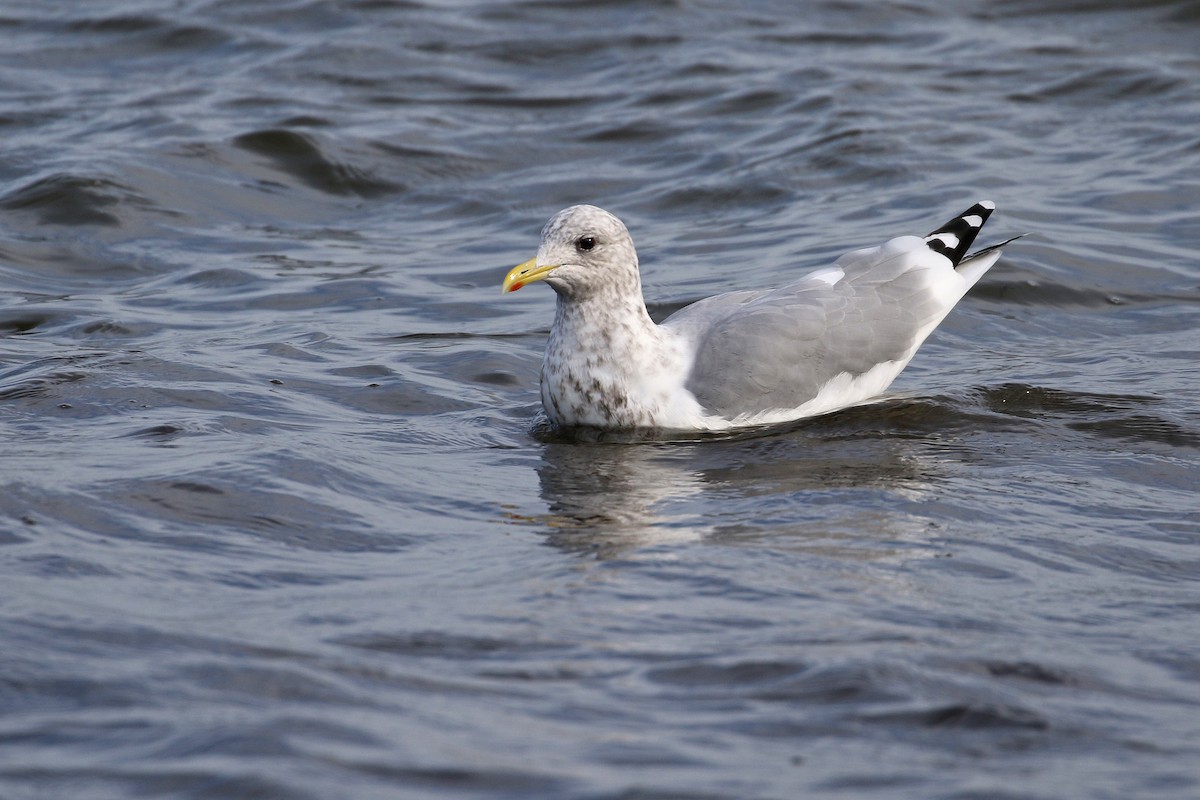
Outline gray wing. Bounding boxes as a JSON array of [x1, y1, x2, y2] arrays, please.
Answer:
[[658, 289, 766, 339], [666, 243, 952, 418]]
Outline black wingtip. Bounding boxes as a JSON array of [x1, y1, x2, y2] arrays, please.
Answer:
[[963, 233, 1029, 262], [924, 201, 995, 266]]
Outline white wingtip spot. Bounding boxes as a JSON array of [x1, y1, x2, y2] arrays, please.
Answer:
[[962, 214, 983, 228], [926, 232, 959, 248], [979, 200, 996, 210]]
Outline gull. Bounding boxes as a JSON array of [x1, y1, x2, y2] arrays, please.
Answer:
[[503, 202, 1016, 431]]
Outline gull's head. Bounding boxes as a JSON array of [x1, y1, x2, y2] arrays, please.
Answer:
[[502, 205, 640, 300]]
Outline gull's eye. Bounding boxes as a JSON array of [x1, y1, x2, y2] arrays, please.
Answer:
[[575, 236, 596, 252]]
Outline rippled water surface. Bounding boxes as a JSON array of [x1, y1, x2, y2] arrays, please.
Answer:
[[3, 1, 1200, 798]]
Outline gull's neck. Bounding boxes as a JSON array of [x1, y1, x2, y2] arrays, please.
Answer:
[[541, 288, 687, 429]]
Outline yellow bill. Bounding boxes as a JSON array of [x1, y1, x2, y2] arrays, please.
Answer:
[[502, 257, 560, 293]]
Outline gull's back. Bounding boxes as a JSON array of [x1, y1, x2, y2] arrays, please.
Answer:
[[664, 202, 1006, 425]]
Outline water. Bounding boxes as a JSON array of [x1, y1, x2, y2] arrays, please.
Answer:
[[2, 1, 1200, 797]]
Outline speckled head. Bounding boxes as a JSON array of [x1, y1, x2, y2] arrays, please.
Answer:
[[502, 205, 641, 300]]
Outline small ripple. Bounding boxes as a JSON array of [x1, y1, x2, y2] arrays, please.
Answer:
[[0, 173, 139, 227], [280, 375, 478, 417], [62, 14, 162, 33], [73, 320, 141, 337], [1008, 59, 1188, 105], [646, 658, 905, 705], [110, 477, 407, 553], [232, 129, 401, 197], [0, 369, 88, 401], [788, 125, 911, 186], [1069, 414, 1200, 450], [647, 659, 806, 687], [975, 383, 1200, 451], [473, 370, 522, 387], [971, 279, 1154, 308], [706, 87, 799, 116], [313, 758, 569, 796], [179, 268, 264, 288], [578, 119, 678, 144], [656, 182, 793, 214], [978, 383, 1159, 418], [0, 672, 145, 715], [371, 140, 491, 182], [981, 660, 1081, 686], [0, 312, 61, 335], [336, 630, 561, 659], [0, 766, 314, 800], [862, 701, 1049, 730], [125, 423, 186, 443], [179, 661, 358, 705], [15, 554, 116, 578], [62, 14, 233, 54]]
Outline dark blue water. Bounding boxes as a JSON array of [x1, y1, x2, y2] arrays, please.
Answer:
[[3, 1, 1200, 798]]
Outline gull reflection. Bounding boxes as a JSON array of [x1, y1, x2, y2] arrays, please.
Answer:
[[525, 399, 964, 559], [534, 440, 709, 555]]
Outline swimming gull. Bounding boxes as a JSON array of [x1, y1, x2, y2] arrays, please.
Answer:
[[503, 202, 1017, 431]]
